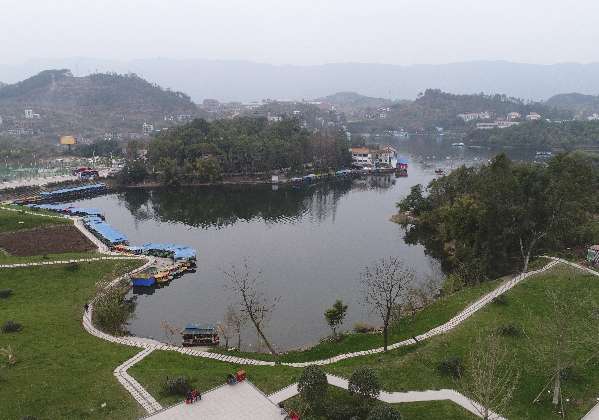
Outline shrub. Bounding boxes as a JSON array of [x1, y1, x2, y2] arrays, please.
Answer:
[[298, 366, 328, 411], [497, 323, 523, 337], [1, 320, 22, 333], [326, 401, 357, 420], [348, 367, 381, 400], [0, 289, 13, 299], [161, 376, 191, 396], [93, 280, 136, 336], [440, 273, 465, 295], [492, 294, 508, 305], [353, 322, 376, 334], [65, 262, 80, 272], [437, 356, 463, 379], [367, 405, 402, 420]]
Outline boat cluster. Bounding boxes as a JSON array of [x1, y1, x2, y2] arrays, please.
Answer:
[[17, 185, 197, 290]]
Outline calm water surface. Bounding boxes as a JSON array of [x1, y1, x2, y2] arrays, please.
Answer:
[[73, 140, 528, 350]]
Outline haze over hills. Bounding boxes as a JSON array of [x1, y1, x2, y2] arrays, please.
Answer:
[[546, 93, 599, 116], [0, 69, 199, 139], [2, 58, 599, 102]]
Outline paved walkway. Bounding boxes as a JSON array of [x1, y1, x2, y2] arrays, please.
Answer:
[[268, 373, 505, 420], [144, 381, 285, 420], [0, 256, 141, 269], [114, 348, 163, 414]]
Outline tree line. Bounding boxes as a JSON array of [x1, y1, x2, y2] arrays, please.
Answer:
[[121, 117, 351, 185], [398, 152, 599, 281]]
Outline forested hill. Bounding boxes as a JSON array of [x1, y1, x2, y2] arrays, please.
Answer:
[[135, 117, 351, 185], [347, 89, 571, 133], [466, 120, 599, 149], [546, 93, 599, 117], [0, 69, 199, 137]]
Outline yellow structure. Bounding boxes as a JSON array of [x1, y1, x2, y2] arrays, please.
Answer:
[[59, 135, 77, 145]]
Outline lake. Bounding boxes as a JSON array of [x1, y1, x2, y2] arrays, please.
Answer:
[[72, 139, 525, 351]]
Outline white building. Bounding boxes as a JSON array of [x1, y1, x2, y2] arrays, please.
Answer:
[[506, 112, 521, 121], [526, 112, 542, 121], [24, 109, 34, 119], [588, 113, 599, 121], [142, 122, 154, 134], [458, 113, 480, 122], [350, 145, 398, 167], [267, 115, 282, 123]]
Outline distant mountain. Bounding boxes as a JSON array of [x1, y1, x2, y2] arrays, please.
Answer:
[[546, 93, 599, 116], [317, 92, 392, 109], [3, 58, 599, 102], [0, 69, 199, 138]]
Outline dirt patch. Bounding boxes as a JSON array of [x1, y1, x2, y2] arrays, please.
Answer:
[[0, 225, 96, 256]]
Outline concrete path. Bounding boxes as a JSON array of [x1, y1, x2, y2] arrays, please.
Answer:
[[143, 381, 285, 420], [268, 373, 505, 420], [281, 259, 560, 368], [0, 256, 141, 269], [114, 348, 163, 414]]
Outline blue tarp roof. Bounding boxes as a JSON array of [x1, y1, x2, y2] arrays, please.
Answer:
[[398, 158, 409, 164], [40, 183, 106, 197], [84, 216, 128, 245], [183, 323, 215, 333], [28, 203, 71, 211], [141, 243, 197, 260]]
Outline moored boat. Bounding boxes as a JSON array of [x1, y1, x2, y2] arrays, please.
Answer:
[[181, 323, 219, 346]]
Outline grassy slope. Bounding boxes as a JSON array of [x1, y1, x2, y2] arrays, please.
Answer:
[[0, 260, 145, 420], [211, 278, 502, 363], [129, 350, 300, 407], [283, 386, 477, 420], [325, 265, 599, 419], [0, 207, 68, 233]]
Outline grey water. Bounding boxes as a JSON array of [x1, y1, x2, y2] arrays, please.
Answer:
[[72, 139, 535, 351]]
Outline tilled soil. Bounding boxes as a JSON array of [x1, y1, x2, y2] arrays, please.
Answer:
[[0, 225, 96, 256]]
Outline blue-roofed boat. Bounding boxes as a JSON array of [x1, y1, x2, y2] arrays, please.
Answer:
[[131, 277, 156, 287], [181, 323, 219, 346]]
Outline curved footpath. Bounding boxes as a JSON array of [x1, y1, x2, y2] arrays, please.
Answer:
[[4, 206, 599, 418]]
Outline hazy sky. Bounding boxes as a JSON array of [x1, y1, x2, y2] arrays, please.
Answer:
[[2, 0, 599, 65]]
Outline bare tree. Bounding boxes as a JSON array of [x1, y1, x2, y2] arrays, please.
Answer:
[[224, 261, 279, 356], [219, 305, 247, 350], [361, 257, 415, 351], [160, 320, 179, 345], [462, 333, 519, 420]]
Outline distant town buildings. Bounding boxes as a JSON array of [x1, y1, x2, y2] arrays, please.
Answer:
[[24, 109, 40, 119], [588, 113, 599, 121], [267, 114, 283, 123], [526, 112, 542, 121]]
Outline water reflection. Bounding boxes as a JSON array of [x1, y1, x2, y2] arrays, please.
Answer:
[[118, 177, 397, 229]]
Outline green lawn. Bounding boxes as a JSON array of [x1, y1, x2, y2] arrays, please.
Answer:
[[211, 278, 503, 363], [394, 401, 477, 419], [0, 207, 68, 233], [0, 260, 146, 420], [324, 265, 599, 419], [128, 350, 300, 407]]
